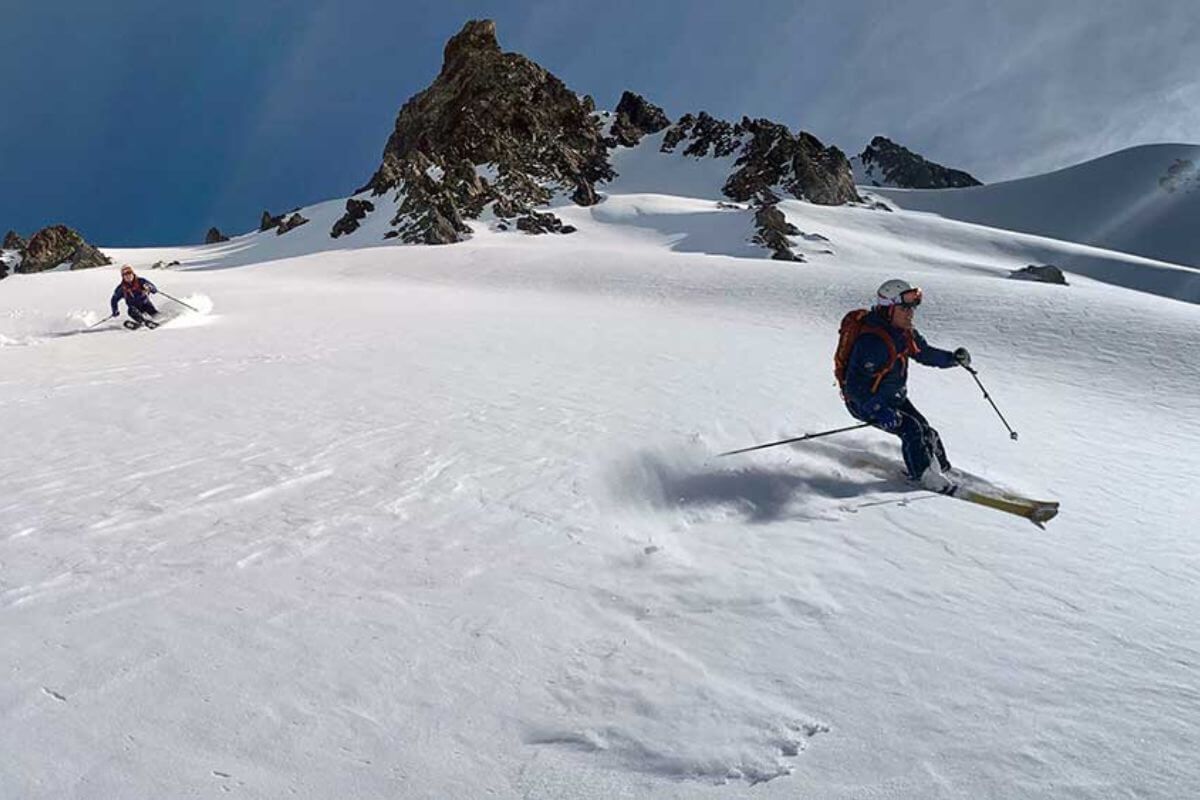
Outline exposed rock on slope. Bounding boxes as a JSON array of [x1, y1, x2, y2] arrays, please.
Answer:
[[1011, 264, 1068, 285], [9, 225, 112, 273], [661, 113, 859, 205], [752, 200, 805, 262], [331, 198, 376, 239], [260, 211, 285, 232], [852, 136, 982, 189], [276, 213, 309, 235]]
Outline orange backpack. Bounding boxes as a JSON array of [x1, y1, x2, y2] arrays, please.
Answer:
[[834, 309, 916, 396]]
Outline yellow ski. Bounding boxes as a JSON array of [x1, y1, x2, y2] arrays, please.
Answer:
[[954, 487, 1059, 529]]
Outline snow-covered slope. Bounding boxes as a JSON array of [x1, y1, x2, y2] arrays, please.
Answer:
[[3, 166, 1199, 799], [873, 143, 1200, 270]]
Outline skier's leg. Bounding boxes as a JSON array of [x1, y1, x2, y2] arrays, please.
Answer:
[[894, 410, 933, 480], [899, 399, 951, 472], [127, 304, 145, 324], [142, 299, 159, 316]]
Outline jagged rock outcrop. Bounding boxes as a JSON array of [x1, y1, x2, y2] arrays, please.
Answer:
[[661, 112, 859, 205], [609, 91, 670, 147], [69, 242, 112, 270], [260, 211, 285, 232], [515, 210, 577, 235], [1159, 158, 1199, 194], [853, 136, 982, 189], [15, 225, 112, 273], [276, 213, 309, 235], [1010, 264, 1068, 285], [331, 198, 376, 238], [1, 231, 23, 279], [353, 19, 613, 243], [751, 198, 804, 261], [205, 227, 229, 244]]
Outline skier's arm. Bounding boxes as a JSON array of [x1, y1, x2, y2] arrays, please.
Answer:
[[141, 278, 158, 294], [110, 286, 122, 315], [911, 330, 958, 368]]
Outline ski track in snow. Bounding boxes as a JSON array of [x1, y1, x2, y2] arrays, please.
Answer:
[[2, 176, 1199, 799]]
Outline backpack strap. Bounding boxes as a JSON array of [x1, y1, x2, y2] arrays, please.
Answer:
[[858, 325, 918, 394]]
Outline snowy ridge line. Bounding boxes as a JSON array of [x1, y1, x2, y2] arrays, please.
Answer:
[[73, 135, 1200, 306], [875, 142, 1200, 275]]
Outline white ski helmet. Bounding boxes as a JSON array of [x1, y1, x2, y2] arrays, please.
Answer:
[[875, 278, 922, 308]]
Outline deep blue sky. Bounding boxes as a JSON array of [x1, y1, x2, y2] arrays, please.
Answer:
[[3, 0, 1197, 245]]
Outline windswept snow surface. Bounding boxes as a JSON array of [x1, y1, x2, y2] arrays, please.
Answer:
[[3, 186, 1199, 799], [874, 143, 1200, 272]]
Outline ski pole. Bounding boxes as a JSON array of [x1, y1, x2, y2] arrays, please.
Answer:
[[718, 423, 871, 457], [963, 365, 1019, 441], [86, 314, 114, 329], [158, 291, 199, 313]]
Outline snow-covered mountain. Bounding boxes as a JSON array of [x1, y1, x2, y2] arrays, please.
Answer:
[[3, 18, 1200, 800], [5, 153, 1200, 797], [874, 143, 1200, 270]]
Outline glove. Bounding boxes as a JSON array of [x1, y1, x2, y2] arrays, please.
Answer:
[[111, 310, 119, 317], [149, 286, 158, 294], [954, 347, 971, 367], [873, 407, 902, 431]]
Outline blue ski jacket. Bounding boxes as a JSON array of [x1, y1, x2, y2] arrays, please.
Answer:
[[111, 278, 157, 314], [842, 308, 957, 418]]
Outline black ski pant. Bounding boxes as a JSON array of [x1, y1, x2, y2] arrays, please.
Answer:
[[127, 299, 159, 323], [850, 398, 951, 479]]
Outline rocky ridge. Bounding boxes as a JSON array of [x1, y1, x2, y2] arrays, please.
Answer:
[[334, 20, 858, 260], [852, 136, 982, 189], [660, 112, 859, 206], [2, 225, 111, 275]]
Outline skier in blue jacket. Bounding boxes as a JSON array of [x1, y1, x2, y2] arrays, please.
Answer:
[[110, 265, 159, 324], [842, 279, 970, 492]]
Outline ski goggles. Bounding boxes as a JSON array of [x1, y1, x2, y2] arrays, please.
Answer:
[[896, 287, 922, 308]]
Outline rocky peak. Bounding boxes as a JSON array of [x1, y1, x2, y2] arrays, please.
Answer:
[[10, 224, 111, 273], [853, 136, 981, 189], [205, 227, 229, 244], [442, 19, 500, 72], [3, 230, 26, 251], [343, 19, 614, 244], [609, 91, 670, 147], [329, 20, 862, 256]]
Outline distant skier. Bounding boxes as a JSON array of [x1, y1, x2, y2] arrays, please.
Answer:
[[834, 279, 971, 493], [110, 265, 159, 325]]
